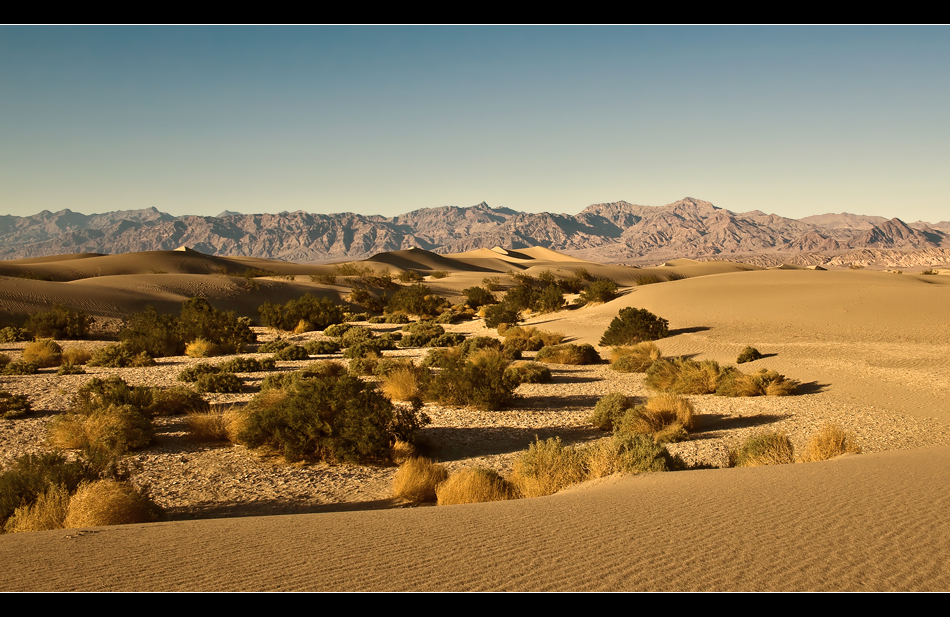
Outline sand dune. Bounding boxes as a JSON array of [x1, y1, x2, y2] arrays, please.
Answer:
[[1, 248, 948, 591]]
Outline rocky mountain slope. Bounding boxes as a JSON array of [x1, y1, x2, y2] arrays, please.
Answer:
[[1, 198, 947, 266]]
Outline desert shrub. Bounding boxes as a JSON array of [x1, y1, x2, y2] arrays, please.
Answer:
[[273, 345, 310, 361], [434, 310, 462, 325], [49, 404, 154, 458], [645, 358, 735, 395], [635, 275, 661, 286], [148, 387, 209, 416], [237, 374, 428, 463], [25, 305, 91, 339], [119, 307, 184, 357], [386, 284, 449, 318], [1, 360, 39, 375], [217, 356, 276, 373], [583, 432, 673, 479], [0, 391, 32, 419], [600, 307, 669, 346], [87, 343, 156, 368], [920, 269, 939, 276], [482, 276, 503, 291], [503, 285, 541, 313], [799, 424, 862, 463], [311, 273, 338, 285], [195, 372, 243, 394], [429, 270, 449, 279], [737, 346, 763, 364], [324, 323, 353, 338], [4, 483, 72, 533], [343, 339, 392, 359], [483, 303, 520, 329], [715, 368, 800, 397], [57, 363, 86, 375], [579, 279, 619, 304], [505, 361, 552, 385], [617, 394, 695, 444], [178, 363, 221, 382], [510, 437, 588, 498], [399, 322, 445, 348], [610, 342, 662, 373], [535, 343, 600, 365], [258, 294, 345, 333], [730, 432, 795, 467], [305, 340, 341, 355], [420, 346, 463, 369], [0, 353, 8, 368], [436, 468, 518, 505], [63, 480, 162, 529], [186, 410, 232, 442], [339, 325, 375, 347], [381, 365, 431, 402], [347, 354, 380, 376], [392, 457, 449, 503], [22, 339, 63, 368], [667, 272, 688, 281], [185, 338, 221, 358], [462, 286, 497, 309], [428, 332, 466, 347], [343, 311, 370, 322], [373, 357, 415, 377], [0, 326, 32, 343], [536, 285, 565, 313], [258, 339, 291, 354], [178, 298, 255, 354], [0, 453, 102, 530], [425, 350, 518, 411], [396, 270, 425, 283], [72, 377, 205, 418], [503, 327, 565, 352], [62, 346, 92, 365], [590, 392, 635, 432]]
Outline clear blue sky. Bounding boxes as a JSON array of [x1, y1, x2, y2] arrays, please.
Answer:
[[2, 25, 948, 222]]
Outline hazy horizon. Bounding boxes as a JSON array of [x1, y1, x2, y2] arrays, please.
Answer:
[[2, 26, 948, 223]]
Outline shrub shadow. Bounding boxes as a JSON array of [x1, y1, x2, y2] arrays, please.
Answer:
[[688, 413, 789, 439], [418, 425, 604, 462], [668, 326, 711, 336]]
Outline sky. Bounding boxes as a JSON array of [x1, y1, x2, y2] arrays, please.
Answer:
[[2, 25, 949, 223]]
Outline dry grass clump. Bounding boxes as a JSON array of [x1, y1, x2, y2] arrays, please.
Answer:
[[799, 424, 862, 462], [381, 364, 430, 401], [644, 358, 728, 395], [48, 404, 154, 457], [583, 433, 673, 479], [437, 468, 518, 505], [736, 346, 763, 364], [390, 439, 417, 464], [62, 480, 162, 528], [3, 483, 72, 533], [504, 361, 552, 384], [186, 409, 232, 442], [185, 337, 222, 358], [730, 432, 796, 467], [502, 326, 565, 351], [510, 437, 588, 498], [61, 346, 92, 365], [617, 394, 696, 444], [392, 457, 449, 503], [535, 343, 600, 365], [716, 369, 800, 397], [22, 338, 63, 368], [610, 342, 662, 373], [590, 392, 635, 432]]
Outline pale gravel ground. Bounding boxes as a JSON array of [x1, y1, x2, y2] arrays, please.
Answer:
[[2, 319, 949, 522]]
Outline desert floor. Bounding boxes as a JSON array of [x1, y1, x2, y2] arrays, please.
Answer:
[[0, 249, 948, 591]]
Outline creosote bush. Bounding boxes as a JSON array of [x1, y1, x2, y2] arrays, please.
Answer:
[[258, 293, 345, 333], [425, 349, 519, 411], [22, 339, 63, 368], [48, 403, 155, 458], [730, 432, 796, 467], [25, 305, 92, 339], [0, 391, 32, 419], [185, 338, 221, 358], [392, 457, 449, 503], [578, 279, 619, 304], [600, 307, 669, 346], [590, 392, 635, 432], [87, 343, 156, 368]]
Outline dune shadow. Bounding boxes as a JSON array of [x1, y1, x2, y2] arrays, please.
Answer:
[[668, 326, 711, 336]]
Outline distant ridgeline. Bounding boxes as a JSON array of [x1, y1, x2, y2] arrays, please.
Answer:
[[0, 198, 948, 265]]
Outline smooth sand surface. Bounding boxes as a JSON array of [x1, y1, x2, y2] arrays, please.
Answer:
[[1, 252, 949, 591]]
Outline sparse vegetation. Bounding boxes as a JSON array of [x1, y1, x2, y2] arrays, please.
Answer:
[[730, 432, 796, 467], [258, 293, 345, 333], [22, 339, 63, 368], [578, 279, 619, 304], [87, 343, 156, 368], [392, 457, 449, 503], [799, 424, 862, 462], [737, 346, 763, 364], [535, 343, 600, 365], [0, 391, 31, 419], [425, 349, 519, 411], [25, 305, 92, 339], [600, 307, 669, 346], [609, 342, 662, 373], [437, 468, 518, 505]]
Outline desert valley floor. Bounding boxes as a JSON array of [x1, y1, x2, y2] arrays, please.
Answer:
[[0, 246, 948, 591]]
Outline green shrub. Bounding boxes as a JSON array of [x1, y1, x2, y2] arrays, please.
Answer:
[[583, 432, 673, 479], [430, 270, 449, 279], [258, 339, 291, 353], [644, 358, 734, 395], [1, 360, 39, 375], [425, 350, 519, 411], [504, 361, 552, 384], [147, 387, 208, 416], [324, 323, 353, 338], [273, 345, 310, 361], [49, 404, 154, 458], [462, 286, 497, 309], [396, 270, 425, 283], [535, 343, 600, 365], [600, 307, 669, 346], [483, 303, 520, 329], [25, 305, 91, 339], [0, 453, 102, 530], [537, 285, 565, 313], [0, 326, 32, 343], [56, 363, 86, 375], [579, 279, 619, 304], [386, 284, 449, 318], [87, 343, 156, 368], [590, 392, 635, 431], [0, 391, 31, 419], [635, 275, 661, 286], [217, 356, 276, 373], [178, 363, 222, 382], [119, 307, 184, 357], [311, 273, 338, 285], [616, 394, 695, 444], [22, 339, 63, 368], [737, 346, 763, 364], [428, 332, 466, 347], [340, 326, 375, 347], [258, 294, 345, 332], [343, 339, 392, 359], [237, 374, 428, 463], [72, 377, 205, 418], [195, 372, 244, 394]]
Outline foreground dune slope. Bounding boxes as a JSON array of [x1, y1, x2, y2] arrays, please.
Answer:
[[2, 446, 948, 592]]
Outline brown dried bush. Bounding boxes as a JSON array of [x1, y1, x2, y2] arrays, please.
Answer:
[[436, 468, 518, 505], [392, 457, 449, 503], [799, 424, 862, 462], [63, 480, 162, 528]]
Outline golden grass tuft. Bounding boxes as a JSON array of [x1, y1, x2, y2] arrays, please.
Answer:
[[185, 338, 221, 358], [3, 483, 71, 533], [799, 424, 862, 462], [381, 365, 426, 401], [63, 480, 161, 529], [730, 432, 796, 467], [392, 457, 449, 503], [617, 394, 696, 444], [510, 437, 588, 498], [61, 346, 92, 366], [436, 468, 518, 505], [609, 342, 662, 373], [186, 409, 231, 442], [390, 439, 417, 464], [22, 338, 63, 368]]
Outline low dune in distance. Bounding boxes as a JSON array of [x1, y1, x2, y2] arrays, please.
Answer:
[[1, 247, 949, 591]]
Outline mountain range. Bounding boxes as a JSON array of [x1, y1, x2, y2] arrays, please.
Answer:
[[1, 197, 948, 266]]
